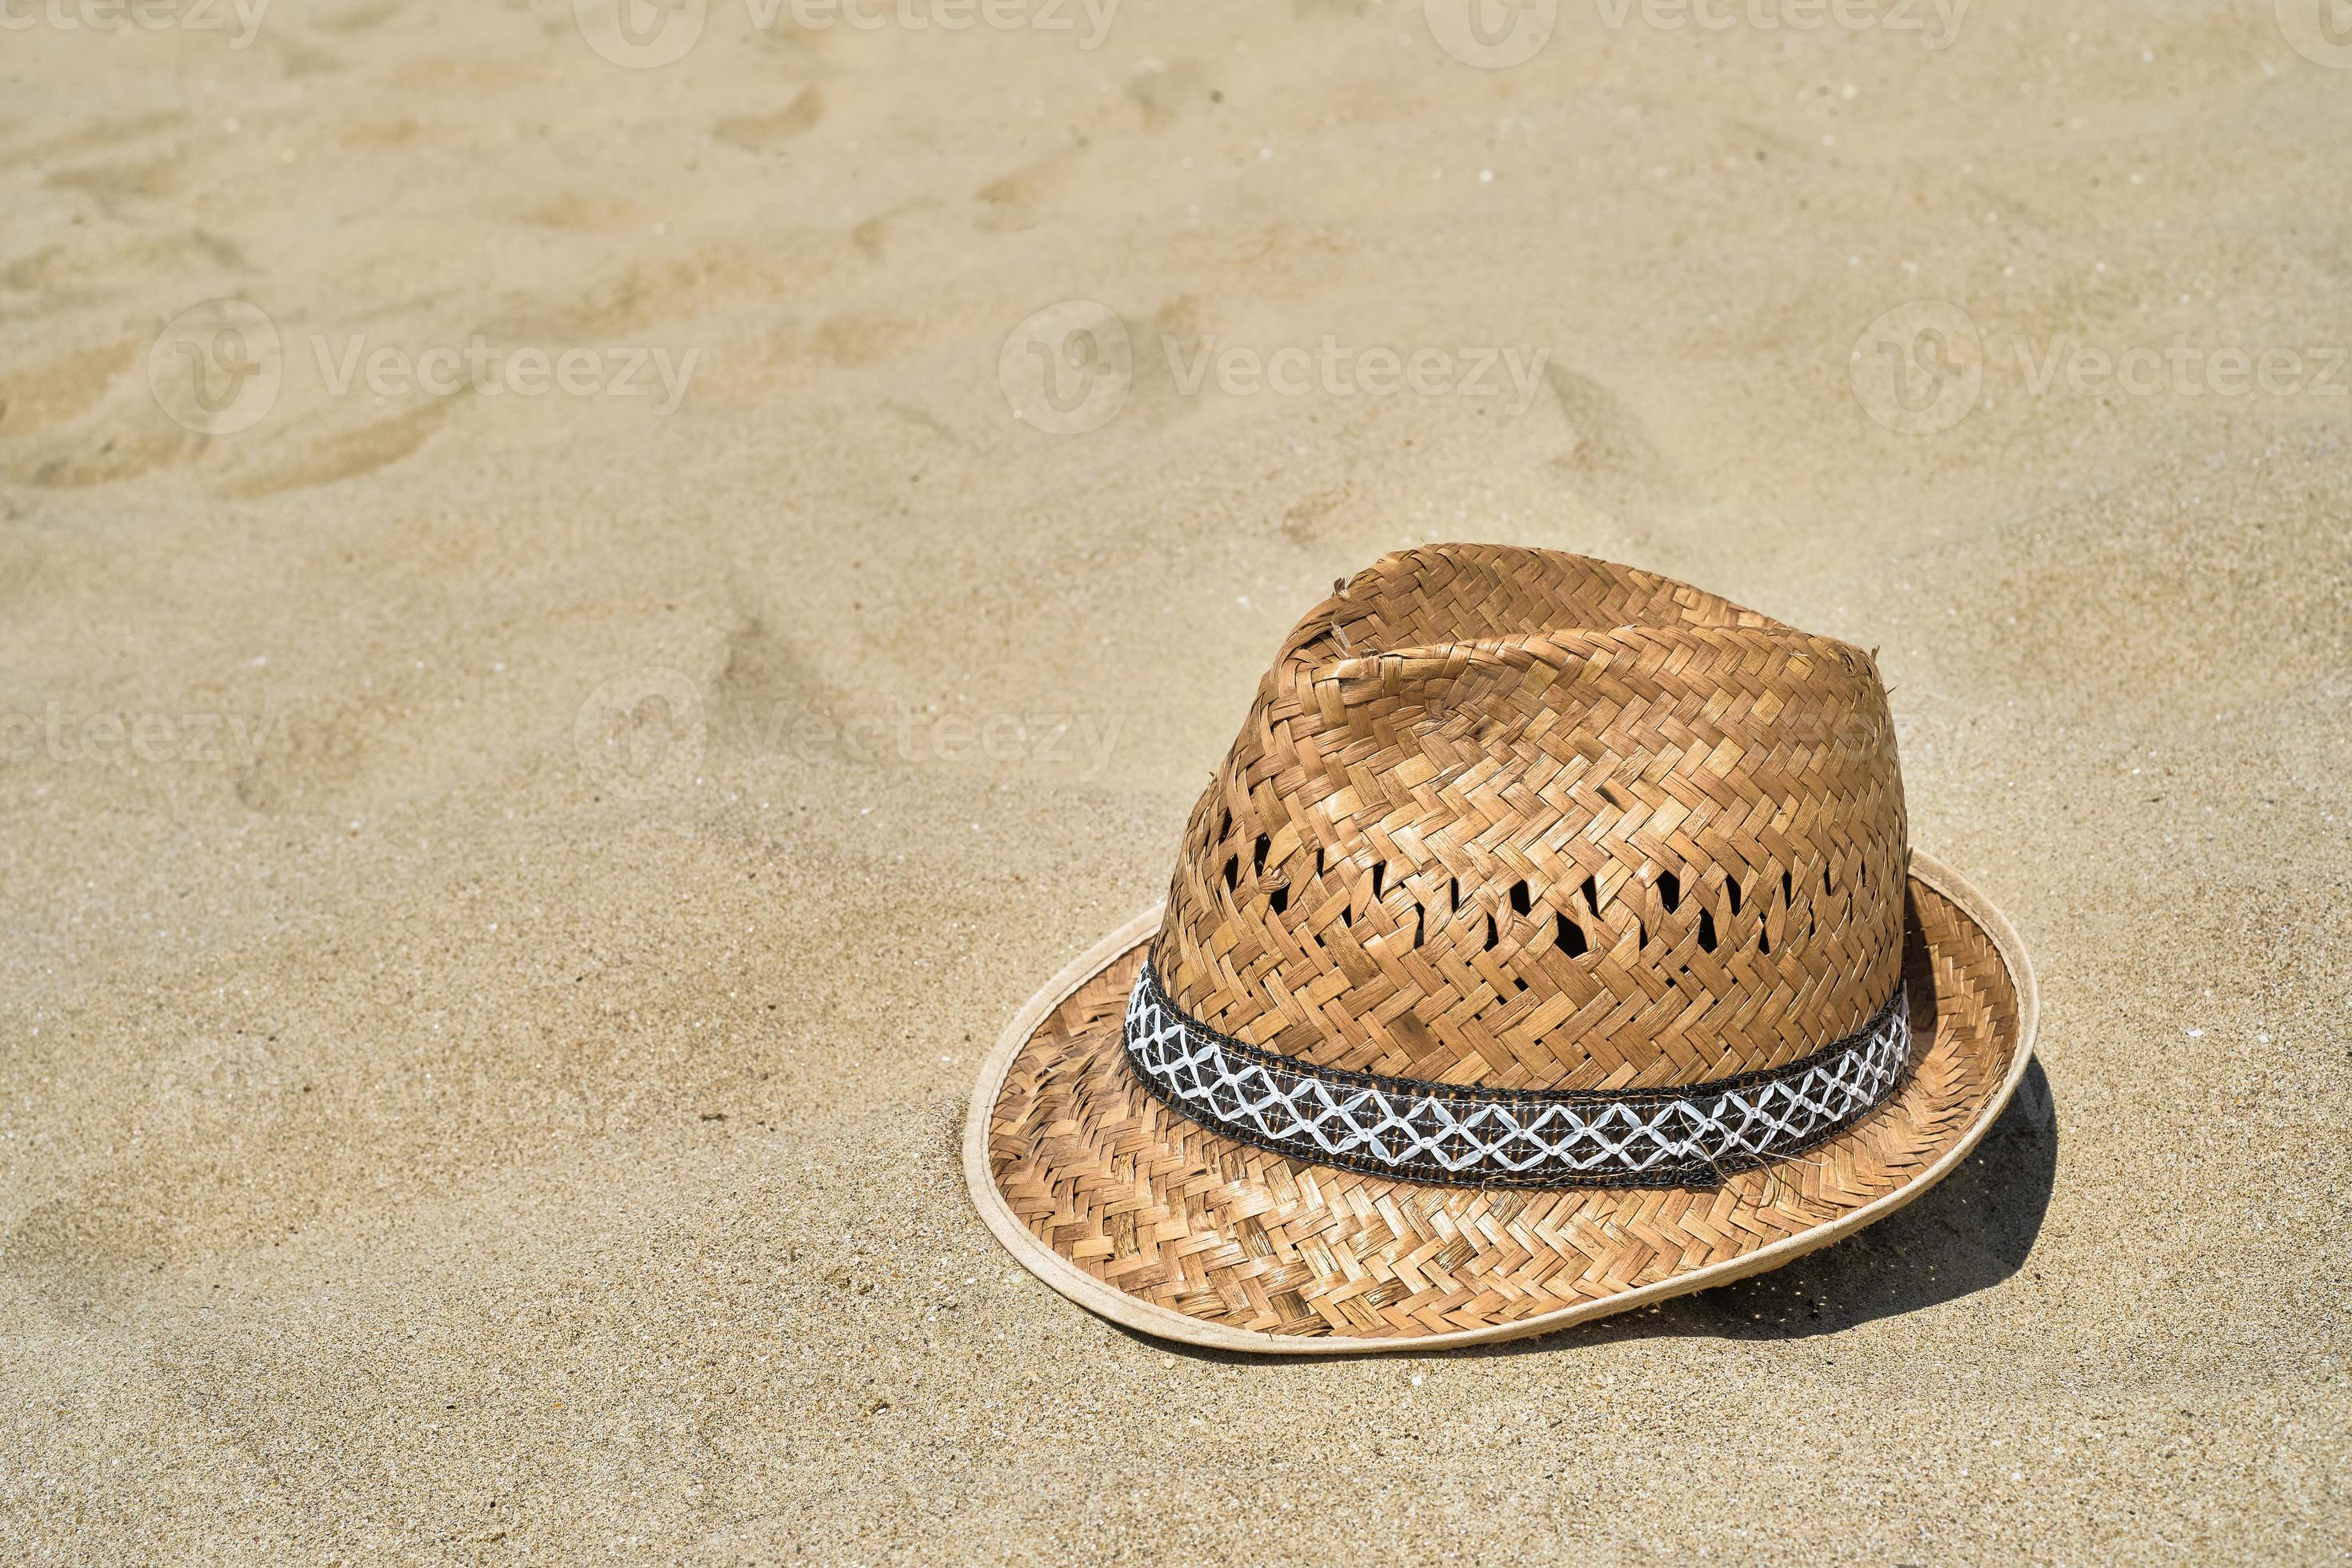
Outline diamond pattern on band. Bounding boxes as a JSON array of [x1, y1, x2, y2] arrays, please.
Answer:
[[1122, 963, 1911, 1189]]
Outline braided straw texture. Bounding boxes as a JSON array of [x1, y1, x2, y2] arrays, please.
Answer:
[[978, 866, 2024, 1347], [1154, 546, 1908, 1093]]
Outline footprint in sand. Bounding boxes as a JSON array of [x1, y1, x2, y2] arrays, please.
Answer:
[[5, 1192, 175, 1320], [307, 0, 407, 33], [714, 87, 825, 154], [277, 39, 350, 79], [225, 394, 461, 499], [1543, 365, 1682, 515], [810, 313, 921, 368], [2, 329, 214, 488], [0, 109, 186, 172], [233, 705, 362, 813], [849, 196, 944, 263], [530, 193, 646, 232], [0, 338, 139, 438], [974, 158, 1066, 234], [0, 247, 58, 292], [9, 424, 204, 490], [1126, 59, 1213, 129], [712, 604, 840, 762], [42, 149, 190, 203]]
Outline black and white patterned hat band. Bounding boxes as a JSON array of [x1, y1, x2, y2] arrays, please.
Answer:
[[1122, 962, 1912, 1189]]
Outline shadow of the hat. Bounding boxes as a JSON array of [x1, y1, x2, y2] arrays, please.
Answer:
[[1563, 1054, 2060, 1350], [1133, 1057, 2058, 1364]]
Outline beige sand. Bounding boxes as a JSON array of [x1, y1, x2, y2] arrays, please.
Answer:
[[2, 0, 2347, 1560]]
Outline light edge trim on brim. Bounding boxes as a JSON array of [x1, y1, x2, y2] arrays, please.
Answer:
[[961, 850, 2039, 1356]]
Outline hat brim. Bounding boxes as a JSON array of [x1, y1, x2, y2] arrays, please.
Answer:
[[964, 851, 2037, 1354]]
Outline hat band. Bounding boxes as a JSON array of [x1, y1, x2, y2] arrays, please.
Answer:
[[1123, 962, 1911, 1188]]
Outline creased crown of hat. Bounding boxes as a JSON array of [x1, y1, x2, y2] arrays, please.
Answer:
[[1150, 545, 1906, 1103]]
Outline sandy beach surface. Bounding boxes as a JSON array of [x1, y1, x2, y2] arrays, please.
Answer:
[[4, 0, 2349, 1560]]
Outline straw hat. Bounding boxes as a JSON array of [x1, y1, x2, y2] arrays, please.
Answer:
[[965, 545, 2036, 1352]]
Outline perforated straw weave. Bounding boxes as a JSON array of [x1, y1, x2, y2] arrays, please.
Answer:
[[1149, 546, 1908, 1098], [966, 545, 2037, 1350]]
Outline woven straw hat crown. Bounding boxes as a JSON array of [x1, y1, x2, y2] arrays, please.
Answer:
[[1150, 545, 1908, 1095]]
